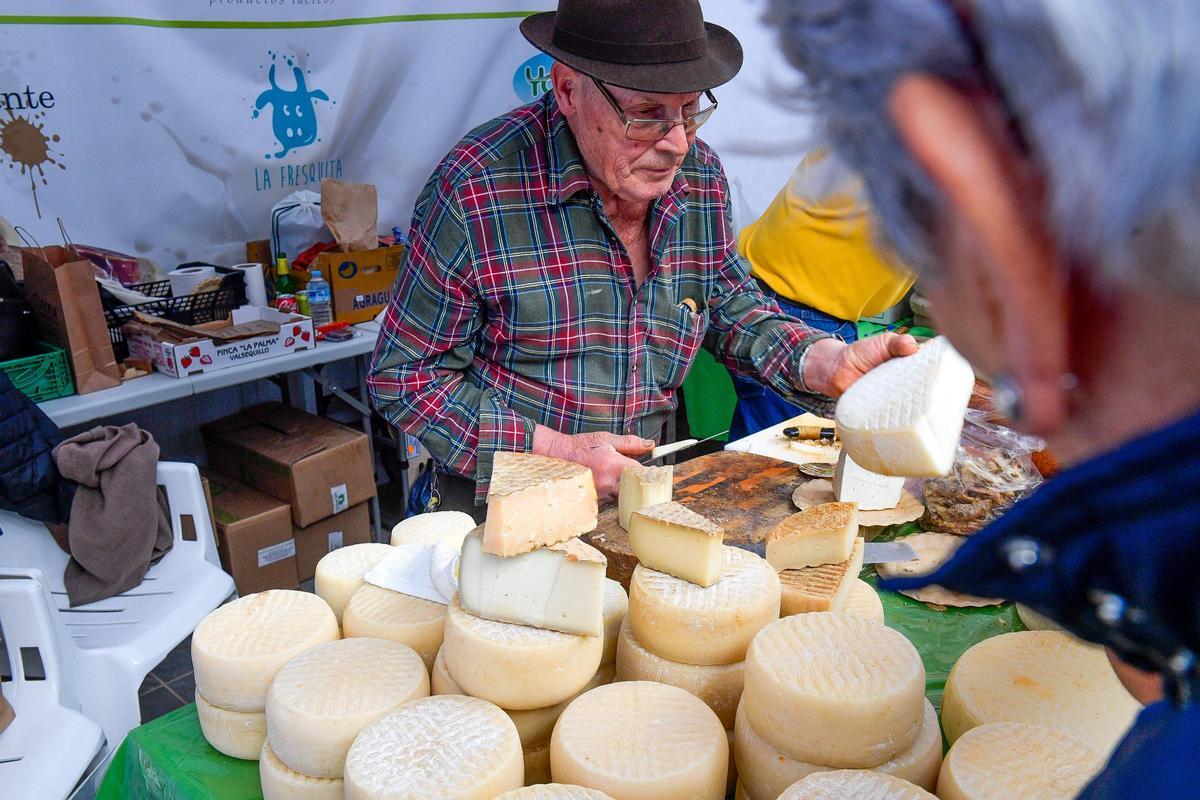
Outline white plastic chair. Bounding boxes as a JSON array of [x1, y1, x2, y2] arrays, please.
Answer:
[[0, 567, 106, 800], [0, 461, 235, 757]]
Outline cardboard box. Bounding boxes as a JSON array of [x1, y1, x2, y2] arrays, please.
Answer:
[[204, 469, 299, 595], [203, 402, 378, 527], [314, 244, 403, 324], [293, 502, 372, 581]]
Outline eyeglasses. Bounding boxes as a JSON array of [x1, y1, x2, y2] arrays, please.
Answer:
[[590, 77, 718, 142]]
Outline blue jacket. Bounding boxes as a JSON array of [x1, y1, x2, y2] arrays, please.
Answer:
[[884, 409, 1200, 798], [0, 370, 72, 524]]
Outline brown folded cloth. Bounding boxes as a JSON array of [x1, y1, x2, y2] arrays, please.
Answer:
[[52, 424, 173, 607]]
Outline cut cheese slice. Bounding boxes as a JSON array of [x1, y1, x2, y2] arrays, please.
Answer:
[[734, 698, 942, 800], [441, 595, 602, 710], [192, 590, 339, 712], [341, 583, 446, 670], [835, 336, 975, 477], [742, 613, 925, 767], [615, 619, 743, 729], [389, 510, 477, 549], [767, 502, 859, 570], [618, 464, 673, 530], [832, 451, 904, 510], [940, 630, 1140, 755], [265, 637, 429, 778], [195, 690, 265, 760], [523, 741, 552, 786], [344, 695, 524, 800], [629, 547, 780, 666], [314, 542, 395, 624], [601, 578, 628, 665], [484, 452, 598, 556], [260, 740, 343, 800], [460, 527, 606, 636], [937, 722, 1102, 800], [842, 579, 885, 625], [550, 681, 728, 800], [628, 501, 724, 587], [496, 785, 615, 799], [779, 537, 865, 615], [779, 770, 938, 799]]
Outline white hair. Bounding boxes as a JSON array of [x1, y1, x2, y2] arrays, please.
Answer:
[[766, 0, 1200, 297]]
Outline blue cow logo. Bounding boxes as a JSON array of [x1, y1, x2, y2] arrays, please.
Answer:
[[513, 53, 555, 104], [253, 56, 330, 159]]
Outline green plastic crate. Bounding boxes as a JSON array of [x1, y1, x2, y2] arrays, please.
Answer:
[[0, 341, 75, 402]]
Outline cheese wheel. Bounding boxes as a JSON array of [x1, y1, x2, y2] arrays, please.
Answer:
[[780, 770, 937, 799], [390, 511, 476, 548], [497, 785, 614, 799], [1015, 603, 1064, 632], [550, 681, 728, 800], [314, 543, 394, 624], [442, 595, 602, 710], [628, 547, 780, 666], [601, 578, 628, 665], [195, 690, 265, 760], [344, 695, 524, 800], [342, 583, 446, 670], [266, 638, 430, 778], [260, 740, 344, 800], [192, 590, 339, 712], [843, 579, 885, 625], [742, 613, 925, 767], [524, 742, 552, 786], [937, 722, 1103, 800], [941, 631, 1140, 755], [614, 619, 743, 729], [734, 698, 942, 799]]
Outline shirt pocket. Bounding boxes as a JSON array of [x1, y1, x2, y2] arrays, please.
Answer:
[[645, 300, 709, 390]]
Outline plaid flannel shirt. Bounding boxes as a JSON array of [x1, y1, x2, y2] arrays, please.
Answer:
[[369, 92, 832, 499]]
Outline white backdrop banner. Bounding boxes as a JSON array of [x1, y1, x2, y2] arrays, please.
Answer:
[[0, 0, 810, 269]]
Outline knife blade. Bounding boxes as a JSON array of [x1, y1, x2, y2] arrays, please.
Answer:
[[648, 429, 730, 461], [729, 540, 917, 565]]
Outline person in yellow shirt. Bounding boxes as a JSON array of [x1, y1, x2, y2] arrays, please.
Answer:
[[730, 150, 915, 439]]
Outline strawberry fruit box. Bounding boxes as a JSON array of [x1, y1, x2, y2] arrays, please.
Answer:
[[121, 305, 316, 378]]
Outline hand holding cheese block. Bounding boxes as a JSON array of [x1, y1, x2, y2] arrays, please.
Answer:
[[936, 722, 1102, 800], [767, 502, 859, 571], [628, 501, 724, 587], [779, 538, 865, 616], [459, 527, 606, 636], [832, 451, 904, 510], [314, 543, 395, 624], [618, 464, 673, 530], [389, 510, 477, 549], [779, 770, 937, 799], [484, 452, 598, 556], [835, 336, 975, 477]]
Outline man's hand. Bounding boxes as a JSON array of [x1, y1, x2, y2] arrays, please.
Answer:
[[800, 333, 920, 398], [532, 425, 655, 501]]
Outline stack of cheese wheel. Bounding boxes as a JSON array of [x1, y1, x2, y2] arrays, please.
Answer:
[[192, 591, 338, 761], [937, 722, 1104, 800], [313, 542, 394, 626], [259, 637, 430, 798], [735, 613, 940, 800]]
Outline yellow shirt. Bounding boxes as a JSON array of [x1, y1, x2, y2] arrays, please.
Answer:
[[738, 152, 914, 322]]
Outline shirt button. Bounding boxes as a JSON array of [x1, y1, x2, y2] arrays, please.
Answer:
[[632, 364, 639, 373]]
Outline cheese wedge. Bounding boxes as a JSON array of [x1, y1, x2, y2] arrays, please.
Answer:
[[618, 464, 673, 530], [628, 501, 724, 587], [484, 452, 598, 556], [835, 336, 975, 477], [779, 537, 865, 615], [832, 451, 904, 510], [767, 502, 859, 571], [460, 527, 606, 636]]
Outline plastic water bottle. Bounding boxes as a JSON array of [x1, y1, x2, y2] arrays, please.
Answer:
[[306, 270, 333, 325]]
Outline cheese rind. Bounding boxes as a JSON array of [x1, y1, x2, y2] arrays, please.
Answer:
[[260, 741, 344, 800], [835, 336, 975, 477], [767, 503, 859, 570], [484, 452, 598, 556], [832, 451, 904, 510], [341, 583, 446, 670], [940, 630, 1140, 755], [618, 465, 673, 530], [615, 619, 743, 729], [389, 510, 477, 549], [601, 578, 628, 665], [344, 695, 524, 800], [314, 543, 395, 624], [628, 501, 724, 587], [779, 770, 938, 799], [496, 785, 615, 799], [629, 547, 780, 666], [937, 722, 1102, 800], [265, 637, 430, 778], [550, 681, 729, 800], [842, 579, 885, 625], [459, 527, 606, 636], [441, 595, 602, 710], [192, 590, 339, 713], [742, 613, 925, 767], [779, 537, 865, 615], [195, 690, 265, 760]]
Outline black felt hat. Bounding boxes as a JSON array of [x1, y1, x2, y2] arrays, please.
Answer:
[[520, 0, 743, 94]]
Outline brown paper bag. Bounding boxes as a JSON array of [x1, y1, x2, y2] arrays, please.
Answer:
[[22, 245, 122, 394], [321, 179, 378, 252]]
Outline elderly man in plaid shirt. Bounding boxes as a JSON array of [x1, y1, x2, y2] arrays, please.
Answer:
[[369, 0, 916, 506]]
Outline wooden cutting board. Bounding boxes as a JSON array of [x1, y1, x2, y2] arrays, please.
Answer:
[[583, 450, 802, 589]]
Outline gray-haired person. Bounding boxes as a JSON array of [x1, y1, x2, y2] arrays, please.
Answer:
[[766, 1, 1200, 796]]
